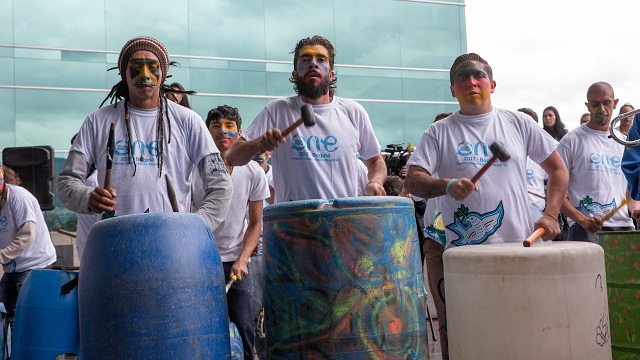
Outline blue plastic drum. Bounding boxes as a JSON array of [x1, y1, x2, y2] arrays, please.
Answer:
[[263, 197, 428, 358], [79, 213, 231, 359], [12, 269, 80, 359]]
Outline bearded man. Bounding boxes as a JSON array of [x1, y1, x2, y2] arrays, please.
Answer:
[[226, 35, 387, 202]]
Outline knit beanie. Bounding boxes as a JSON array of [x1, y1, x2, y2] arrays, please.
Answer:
[[117, 36, 170, 83]]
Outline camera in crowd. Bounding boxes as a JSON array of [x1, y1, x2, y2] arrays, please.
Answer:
[[383, 143, 412, 177]]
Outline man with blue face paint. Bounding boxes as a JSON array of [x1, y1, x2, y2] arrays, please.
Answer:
[[226, 35, 387, 202], [558, 82, 638, 242], [192, 105, 270, 360]]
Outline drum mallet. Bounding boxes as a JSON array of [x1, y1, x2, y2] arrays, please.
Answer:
[[470, 142, 511, 183], [104, 122, 116, 190], [523, 228, 545, 247], [280, 104, 315, 137], [225, 274, 238, 293], [601, 197, 631, 222]]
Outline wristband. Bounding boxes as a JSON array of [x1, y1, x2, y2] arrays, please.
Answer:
[[445, 178, 457, 195], [542, 212, 557, 221]]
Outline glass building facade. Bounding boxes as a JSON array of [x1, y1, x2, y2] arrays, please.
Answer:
[[0, 0, 467, 228]]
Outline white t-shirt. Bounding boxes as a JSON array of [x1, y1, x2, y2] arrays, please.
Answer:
[[357, 160, 368, 196], [526, 157, 546, 212], [407, 107, 557, 248], [72, 100, 217, 214], [242, 96, 381, 203], [557, 124, 634, 228], [76, 170, 99, 261], [0, 185, 56, 272], [212, 161, 270, 262]]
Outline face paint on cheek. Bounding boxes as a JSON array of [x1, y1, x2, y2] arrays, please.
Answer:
[[129, 60, 160, 86], [297, 58, 330, 76], [221, 123, 239, 140]]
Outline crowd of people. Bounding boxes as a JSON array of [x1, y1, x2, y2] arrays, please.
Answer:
[[3, 34, 640, 359]]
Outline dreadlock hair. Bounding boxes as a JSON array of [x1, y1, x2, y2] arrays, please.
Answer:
[[449, 53, 493, 86], [289, 35, 337, 97], [98, 36, 183, 178]]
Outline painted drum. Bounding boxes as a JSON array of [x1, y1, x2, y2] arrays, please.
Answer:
[[444, 242, 611, 360], [600, 231, 640, 359], [12, 269, 80, 359], [229, 322, 243, 359], [263, 196, 428, 359], [79, 213, 231, 359]]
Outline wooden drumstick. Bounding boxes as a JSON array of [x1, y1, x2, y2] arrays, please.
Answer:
[[280, 104, 315, 137], [104, 122, 116, 190], [600, 197, 631, 222], [523, 227, 546, 247], [527, 189, 546, 200], [165, 175, 180, 212]]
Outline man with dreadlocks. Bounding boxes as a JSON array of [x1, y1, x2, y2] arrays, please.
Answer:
[[226, 35, 387, 202], [58, 36, 232, 232]]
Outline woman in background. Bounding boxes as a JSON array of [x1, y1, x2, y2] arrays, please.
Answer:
[[542, 106, 568, 140]]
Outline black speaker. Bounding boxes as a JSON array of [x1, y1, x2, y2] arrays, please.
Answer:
[[3, 146, 55, 211]]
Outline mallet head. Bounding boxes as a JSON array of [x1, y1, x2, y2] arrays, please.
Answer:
[[301, 104, 316, 127], [489, 142, 510, 162]]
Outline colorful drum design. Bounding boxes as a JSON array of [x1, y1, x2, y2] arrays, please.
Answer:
[[263, 197, 428, 359], [12, 269, 80, 359], [444, 242, 611, 360], [79, 213, 231, 359], [600, 231, 640, 359]]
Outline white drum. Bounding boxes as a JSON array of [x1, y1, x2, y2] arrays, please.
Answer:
[[444, 242, 611, 360]]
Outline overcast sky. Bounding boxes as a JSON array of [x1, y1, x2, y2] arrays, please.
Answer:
[[465, 0, 640, 130]]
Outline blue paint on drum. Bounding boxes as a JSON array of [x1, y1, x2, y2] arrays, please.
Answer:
[[79, 213, 231, 359]]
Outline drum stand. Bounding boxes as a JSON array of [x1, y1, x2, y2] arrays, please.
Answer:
[[424, 285, 437, 341]]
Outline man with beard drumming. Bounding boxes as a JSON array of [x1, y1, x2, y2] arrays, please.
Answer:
[[226, 35, 387, 202]]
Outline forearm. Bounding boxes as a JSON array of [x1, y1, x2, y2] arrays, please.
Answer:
[[365, 154, 387, 185], [195, 154, 232, 231], [57, 151, 93, 213], [404, 166, 448, 199], [226, 138, 260, 166], [0, 222, 35, 264], [560, 197, 587, 223], [237, 222, 261, 263]]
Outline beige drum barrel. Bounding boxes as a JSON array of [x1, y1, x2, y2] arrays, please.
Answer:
[[444, 242, 611, 360]]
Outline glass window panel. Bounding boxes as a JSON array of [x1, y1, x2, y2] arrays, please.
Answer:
[[0, 89, 16, 149], [188, 0, 266, 59], [14, 89, 107, 149], [15, 48, 60, 61], [0, 0, 13, 44], [402, 77, 455, 102], [264, 1, 336, 62], [190, 96, 271, 130], [0, 58, 14, 84], [13, 1, 105, 49], [266, 72, 297, 98], [339, 75, 403, 101], [190, 68, 267, 96], [61, 51, 107, 64], [334, 0, 402, 67], [104, 2, 189, 54], [15, 59, 108, 88], [399, 2, 466, 69]]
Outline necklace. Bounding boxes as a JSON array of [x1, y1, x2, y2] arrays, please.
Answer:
[[131, 116, 157, 162]]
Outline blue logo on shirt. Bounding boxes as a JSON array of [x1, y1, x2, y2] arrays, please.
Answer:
[[291, 133, 339, 162], [447, 202, 504, 246], [577, 196, 616, 218], [0, 215, 7, 233]]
